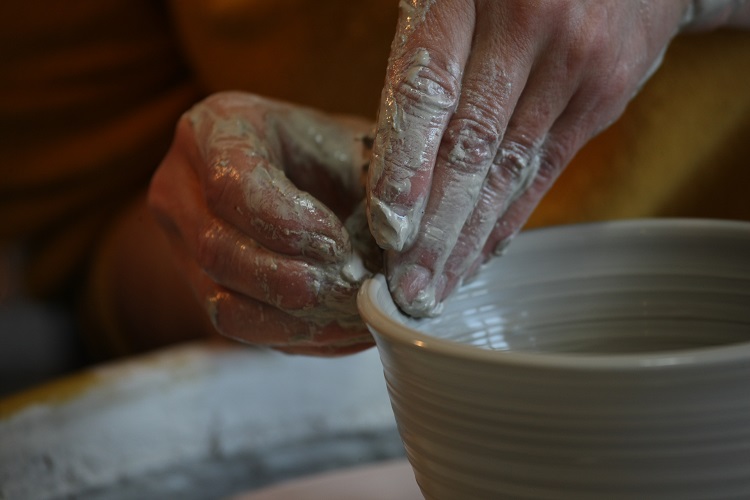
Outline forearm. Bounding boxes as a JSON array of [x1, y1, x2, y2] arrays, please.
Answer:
[[81, 193, 217, 358]]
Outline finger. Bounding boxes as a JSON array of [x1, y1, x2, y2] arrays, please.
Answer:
[[367, 0, 474, 251], [442, 173, 555, 299], [383, 8, 542, 314], [194, 222, 354, 312], [434, 132, 576, 301], [442, 97, 612, 300], [478, 79, 632, 259], [463, 13, 645, 269], [193, 269, 372, 349], [151, 138, 353, 313], [185, 98, 353, 264], [387, 48, 584, 316], [202, 281, 372, 349], [434, 0, 635, 293], [164, 224, 372, 349]]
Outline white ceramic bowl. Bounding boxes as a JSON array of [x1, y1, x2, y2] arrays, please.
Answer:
[[357, 219, 750, 500]]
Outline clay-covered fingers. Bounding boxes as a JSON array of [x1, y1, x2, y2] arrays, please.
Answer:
[[383, 3, 547, 315], [367, 0, 475, 252], [373, 1, 696, 317], [190, 265, 373, 353], [185, 94, 359, 264], [441, 130, 580, 299], [151, 126, 347, 316], [149, 92, 377, 354], [154, 189, 371, 352], [379, 1, 562, 316], [409, 53, 593, 308], [449, 0, 672, 275]]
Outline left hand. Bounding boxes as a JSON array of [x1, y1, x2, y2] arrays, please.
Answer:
[[149, 92, 378, 355]]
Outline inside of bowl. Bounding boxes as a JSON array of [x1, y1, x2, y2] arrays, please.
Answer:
[[395, 220, 750, 355]]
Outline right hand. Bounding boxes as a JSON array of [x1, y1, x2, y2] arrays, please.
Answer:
[[366, 0, 750, 318], [149, 92, 378, 356]]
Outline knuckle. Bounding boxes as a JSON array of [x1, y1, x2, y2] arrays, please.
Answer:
[[491, 140, 539, 190], [392, 53, 460, 115], [540, 131, 575, 172], [439, 115, 500, 175], [580, 47, 635, 104], [605, 65, 637, 102], [556, 5, 616, 80], [565, 29, 643, 112], [563, 37, 595, 78]]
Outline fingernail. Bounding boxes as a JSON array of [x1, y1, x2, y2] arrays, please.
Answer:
[[389, 264, 441, 317], [368, 197, 412, 251], [493, 237, 512, 256]]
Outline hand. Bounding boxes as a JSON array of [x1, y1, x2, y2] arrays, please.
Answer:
[[366, 0, 704, 317], [149, 92, 378, 355]]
